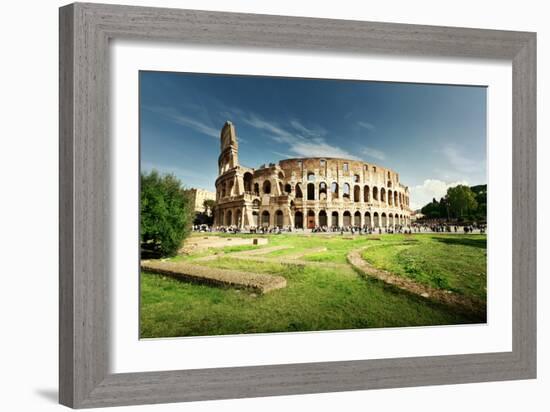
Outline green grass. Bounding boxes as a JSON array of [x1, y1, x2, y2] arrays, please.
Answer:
[[140, 233, 487, 338], [361, 234, 487, 300]]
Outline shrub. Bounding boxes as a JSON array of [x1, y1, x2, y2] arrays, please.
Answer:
[[140, 170, 194, 257]]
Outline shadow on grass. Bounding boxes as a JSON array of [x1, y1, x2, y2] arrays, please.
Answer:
[[433, 236, 487, 249]]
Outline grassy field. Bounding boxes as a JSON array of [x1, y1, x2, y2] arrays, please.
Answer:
[[140, 233, 487, 338]]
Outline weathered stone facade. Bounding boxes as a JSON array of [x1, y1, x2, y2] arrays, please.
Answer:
[[186, 188, 216, 213], [214, 121, 411, 229]]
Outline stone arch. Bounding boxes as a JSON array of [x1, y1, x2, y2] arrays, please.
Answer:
[[278, 171, 285, 180], [307, 182, 315, 200], [343, 183, 351, 200], [319, 182, 327, 201], [364, 211, 372, 228], [343, 211, 352, 227], [295, 183, 303, 198], [373, 212, 380, 228], [243, 172, 253, 192], [331, 182, 339, 199], [226, 210, 233, 226], [388, 189, 393, 206], [381, 212, 387, 227], [275, 210, 284, 227], [354, 211, 361, 226], [294, 211, 303, 228], [284, 183, 292, 194], [263, 180, 271, 194], [394, 191, 398, 206], [319, 210, 328, 226], [252, 211, 259, 227], [354, 185, 360, 202], [364, 185, 370, 202], [261, 210, 270, 227], [253, 183, 259, 195], [373, 186, 379, 201], [331, 211, 339, 227], [307, 209, 316, 229], [388, 213, 393, 227], [381, 188, 386, 203], [307, 171, 315, 181]]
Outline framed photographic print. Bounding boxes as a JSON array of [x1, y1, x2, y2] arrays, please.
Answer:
[[59, 2, 536, 408]]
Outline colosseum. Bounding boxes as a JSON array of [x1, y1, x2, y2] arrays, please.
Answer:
[[213, 121, 411, 230]]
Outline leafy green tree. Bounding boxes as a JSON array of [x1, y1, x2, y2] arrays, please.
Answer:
[[140, 170, 194, 257], [446, 185, 478, 218]]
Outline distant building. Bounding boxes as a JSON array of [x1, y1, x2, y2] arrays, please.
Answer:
[[186, 188, 216, 214], [411, 211, 424, 221], [214, 121, 412, 229]]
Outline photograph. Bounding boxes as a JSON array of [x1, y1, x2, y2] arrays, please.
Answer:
[[139, 71, 488, 339]]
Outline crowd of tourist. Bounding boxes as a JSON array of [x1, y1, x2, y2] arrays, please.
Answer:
[[194, 222, 486, 235]]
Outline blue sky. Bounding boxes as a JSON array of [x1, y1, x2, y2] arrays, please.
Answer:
[[140, 71, 486, 209]]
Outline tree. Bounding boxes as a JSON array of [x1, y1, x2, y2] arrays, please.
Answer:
[[140, 170, 194, 257], [446, 185, 478, 219]]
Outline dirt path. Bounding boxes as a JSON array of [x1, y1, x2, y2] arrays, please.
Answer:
[[347, 246, 486, 313], [141, 260, 286, 294]]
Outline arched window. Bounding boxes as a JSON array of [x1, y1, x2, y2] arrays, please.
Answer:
[[364, 185, 370, 202], [354, 211, 361, 226], [278, 171, 285, 180], [253, 183, 259, 195], [295, 183, 303, 198], [307, 183, 315, 200], [319, 182, 327, 200], [262, 180, 271, 194], [372, 186, 378, 201], [307, 172, 315, 181], [388, 189, 393, 205], [284, 183, 292, 194], [354, 174, 360, 183], [331, 182, 339, 199], [243, 172, 253, 192], [373, 212, 380, 228], [381, 188, 386, 203], [354, 185, 360, 202], [381, 213, 387, 227], [343, 183, 351, 200]]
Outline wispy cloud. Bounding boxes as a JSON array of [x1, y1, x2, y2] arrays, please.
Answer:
[[240, 113, 359, 160], [361, 147, 386, 161], [144, 106, 220, 138], [357, 121, 376, 131], [409, 178, 469, 210], [441, 145, 482, 174]]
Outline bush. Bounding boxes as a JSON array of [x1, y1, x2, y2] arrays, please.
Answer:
[[140, 170, 194, 257]]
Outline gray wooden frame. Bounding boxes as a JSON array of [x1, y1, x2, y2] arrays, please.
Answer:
[[59, 2, 536, 408]]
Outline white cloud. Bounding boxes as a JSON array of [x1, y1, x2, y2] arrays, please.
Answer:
[[409, 179, 469, 210], [240, 113, 359, 160], [361, 147, 386, 161], [357, 121, 376, 131]]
